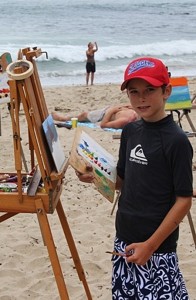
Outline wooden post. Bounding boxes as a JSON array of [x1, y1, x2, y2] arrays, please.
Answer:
[[56, 200, 93, 300], [35, 199, 70, 300]]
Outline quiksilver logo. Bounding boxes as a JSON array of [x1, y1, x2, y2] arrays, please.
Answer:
[[129, 144, 148, 165]]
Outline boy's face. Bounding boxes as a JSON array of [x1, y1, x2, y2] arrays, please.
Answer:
[[126, 78, 172, 122]]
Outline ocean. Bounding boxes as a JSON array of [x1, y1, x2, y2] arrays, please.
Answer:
[[1, 0, 196, 87]]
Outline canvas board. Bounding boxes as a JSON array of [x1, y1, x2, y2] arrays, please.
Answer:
[[69, 128, 117, 203], [42, 114, 66, 172]]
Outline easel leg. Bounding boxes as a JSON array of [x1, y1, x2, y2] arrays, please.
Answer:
[[185, 113, 196, 134], [56, 200, 92, 300], [187, 211, 196, 249], [35, 199, 70, 300]]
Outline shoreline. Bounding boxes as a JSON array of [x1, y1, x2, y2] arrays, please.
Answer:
[[41, 76, 196, 90]]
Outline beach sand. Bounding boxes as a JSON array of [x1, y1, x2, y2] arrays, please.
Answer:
[[0, 80, 195, 299]]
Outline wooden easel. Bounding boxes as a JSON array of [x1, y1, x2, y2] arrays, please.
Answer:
[[177, 106, 196, 135], [0, 52, 29, 172], [0, 47, 92, 299]]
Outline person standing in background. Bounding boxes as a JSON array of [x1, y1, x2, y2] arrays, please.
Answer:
[[86, 42, 98, 86]]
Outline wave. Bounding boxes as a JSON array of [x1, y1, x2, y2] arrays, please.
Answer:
[[1, 39, 196, 64], [2, 39, 196, 86]]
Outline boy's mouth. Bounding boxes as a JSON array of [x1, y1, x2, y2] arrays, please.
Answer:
[[138, 106, 150, 110]]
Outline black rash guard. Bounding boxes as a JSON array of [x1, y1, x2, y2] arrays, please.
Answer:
[[116, 114, 193, 253]]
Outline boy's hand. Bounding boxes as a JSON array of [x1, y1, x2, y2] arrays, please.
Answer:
[[75, 165, 94, 183], [125, 241, 154, 266]]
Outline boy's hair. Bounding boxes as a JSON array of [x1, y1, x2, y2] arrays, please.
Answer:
[[161, 84, 167, 93], [121, 57, 170, 91]]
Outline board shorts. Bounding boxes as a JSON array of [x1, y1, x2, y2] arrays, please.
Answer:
[[111, 237, 189, 299], [87, 106, 109, 123], [86, 62, 96, 73]]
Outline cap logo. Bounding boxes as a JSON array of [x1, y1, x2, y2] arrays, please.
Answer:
[[128, 60, 155, 75]]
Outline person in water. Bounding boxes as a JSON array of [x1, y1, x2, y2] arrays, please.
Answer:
[[86, 42, 98, 86]]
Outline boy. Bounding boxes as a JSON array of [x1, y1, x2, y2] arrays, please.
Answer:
[[77, 57, 193, 299]]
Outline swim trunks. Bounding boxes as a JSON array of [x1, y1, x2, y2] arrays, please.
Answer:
[[111, 237, 189, 299], [86, 62, 96, 73], [87, 107, 109, 123]]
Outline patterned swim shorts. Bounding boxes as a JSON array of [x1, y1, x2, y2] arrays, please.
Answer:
[[111, 237, 189, 299]]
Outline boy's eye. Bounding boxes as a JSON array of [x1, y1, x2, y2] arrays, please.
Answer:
[[146, 87, 156, 93], [129, 89, 138, 95], [128, 87, 157, 98]]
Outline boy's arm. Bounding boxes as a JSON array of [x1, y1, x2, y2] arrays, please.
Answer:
[[126, 196, 192, 265], [146, 196, 192, 251], [115, 175, 123, 190]]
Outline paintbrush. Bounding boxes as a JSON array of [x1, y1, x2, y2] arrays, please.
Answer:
[[106, 250, 134, 257]]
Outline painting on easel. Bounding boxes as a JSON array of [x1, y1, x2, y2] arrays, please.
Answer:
[[0, 71, 10, 99], [42, 114, 66, 172], [0, 53, 11, 100], [165, 77, 192, 110]]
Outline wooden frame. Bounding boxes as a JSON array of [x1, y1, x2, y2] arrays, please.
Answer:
[[0, 47, 92, 299]]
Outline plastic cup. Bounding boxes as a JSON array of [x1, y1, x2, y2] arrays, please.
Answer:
[[71, 117, 78, 128]]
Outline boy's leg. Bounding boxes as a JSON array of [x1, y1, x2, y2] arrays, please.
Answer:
[[111, 238, 135, 299]]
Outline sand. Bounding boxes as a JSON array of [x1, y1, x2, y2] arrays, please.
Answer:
[[0, 79, 195, 299]]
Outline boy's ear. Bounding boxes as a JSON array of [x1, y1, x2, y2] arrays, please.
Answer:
[[163, 84, 172, 100]]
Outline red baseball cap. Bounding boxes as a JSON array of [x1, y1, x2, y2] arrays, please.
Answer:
[[121, 57, 170, 91]]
